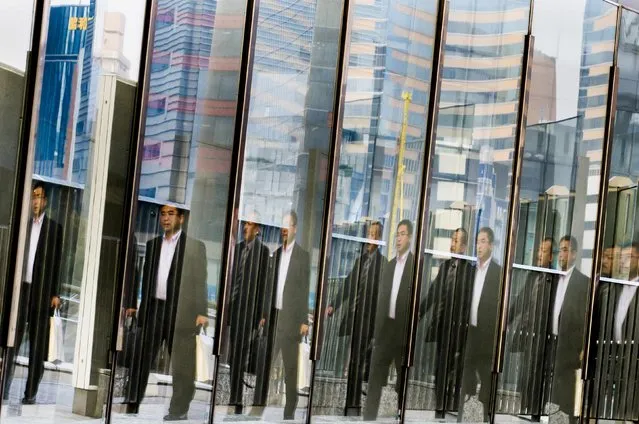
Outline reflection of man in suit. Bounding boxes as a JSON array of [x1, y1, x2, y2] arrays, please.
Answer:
[[547, 235, 589, 423], [419, 228, 472, 418], [363, 219, 414, 421], [507, 237, 556, 418], [127, 205, 208, 421], [4, 182, 63, 404], [589, 242, 639, 419], [460, 227, 502, 422], [326, 221, 385, 416], [257, 211, 310, 420], [227, 212, 269, 414]]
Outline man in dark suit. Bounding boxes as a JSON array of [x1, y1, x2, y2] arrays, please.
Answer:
[[460, 226, 502, 422], [126, 204, 208, 421], [255, 210, 310, 420], [363, 219, 415, 421], [326, 221, 385, 416], [506, 237, 557, 418], [226, 212, 269, 414], [419, 227, 473, 418], [3, 181, 63, 404], [547, 235, 589, 423], [589, 242, 639, 420]]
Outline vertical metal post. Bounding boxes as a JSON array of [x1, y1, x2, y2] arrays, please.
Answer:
[[305, 0, 352, 420], [0, 0, 48, 407], [208, 0, 260, 422], [103, 0, 157, 421], [398, 0, 449, 422], [580, 5, 622, 422]]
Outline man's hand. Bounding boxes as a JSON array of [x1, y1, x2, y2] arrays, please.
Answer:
[[259, 318, 266, 327], [126, 308, 137, 317], [300, 323, 309, 336], [51, 296, 61, 309], [326, 306, 334, 316], [196, 315, 209, 327]]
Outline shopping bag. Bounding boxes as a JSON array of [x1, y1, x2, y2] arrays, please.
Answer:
[[195, 326, 214, 382], [297, 336, 311, 391], [48, 309, 65, 363]]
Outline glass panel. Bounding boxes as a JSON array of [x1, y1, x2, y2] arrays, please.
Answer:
[[2, 0, 146, 421], [404, 0, 531, 422], [310, 0, 440, 421], [214, 0, 345, 422], [588, 6, 639, 422], [0, 0, 35, 348], [112, 0, 248, 422], [495, 1, 617, 424]]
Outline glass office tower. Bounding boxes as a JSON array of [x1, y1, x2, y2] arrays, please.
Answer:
[[1, 0, 639, 423]]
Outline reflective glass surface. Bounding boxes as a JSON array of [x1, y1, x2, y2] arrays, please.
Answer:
[[496, 1, 617, 424], [405, 1, 531, 422]]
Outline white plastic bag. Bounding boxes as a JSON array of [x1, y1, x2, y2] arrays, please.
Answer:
[[195, 327, 214, 382], [48, 309, 64, 363], [297, 337, 311, 391]]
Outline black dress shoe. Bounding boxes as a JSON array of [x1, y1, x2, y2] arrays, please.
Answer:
[[125, 403, 140, 414], [21, 397, 36, 405], [163, 413, 188, 421], [234, 404, 243, 414]]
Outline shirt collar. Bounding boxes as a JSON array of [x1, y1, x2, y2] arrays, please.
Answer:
[[283, 241, 295, 254], [33, 213, 45, 225], [396, 250, 409, 264], [164, 229, 182, 244], [561, 265, 575, 281], [246, 238, 256, 251], [477, 258, 491, 270]]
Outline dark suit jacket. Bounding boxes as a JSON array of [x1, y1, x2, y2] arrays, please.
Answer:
[[265, 243, 310, 340], [28, 215, 63, 325], [551, 267, 589, 413], [137, 232, 208, 350], [332, 248, 384, 338], [373, 252, 414, 350], [419, 257, 474, 343]]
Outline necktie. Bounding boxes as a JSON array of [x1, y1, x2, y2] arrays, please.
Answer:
[[354, 254, 372, 314], [233, 246, 250, 302]]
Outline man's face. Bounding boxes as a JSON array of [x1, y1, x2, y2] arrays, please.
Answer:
[[160, 205, 184, 235], [395, 224, 411, 255], [602, 247, 613, 276], [536, 240, 553, 268], [243, 221, 260, 243], [476, 231, 493, 263], [450, 231, 467, 255], [281, 215, 297, 246], [366, 224, 381, 253], [630, 247, 639, 279], [31, 187, 47, 217], [612, 246, 622, 277], [558, 240, 576, 271], [620, 247, 639, 279]]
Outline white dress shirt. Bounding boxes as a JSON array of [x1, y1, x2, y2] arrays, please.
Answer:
[[389, 250, 409, 319], [470, 258, 490, 327], [552, 266, 574, 335], [276, 241, 295, 310], [25, 213, 45, 283], [155, 230, 182, 300], [614, 282, 638, 342]]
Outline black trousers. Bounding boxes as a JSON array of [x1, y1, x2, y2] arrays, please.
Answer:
[[132, 298, 196, 416], [459, 326, 491, 422], [4, 282, 48, 401], [228, 334, 250, 406], [345, 336, 370, 412], [363, 337, 404, 421]]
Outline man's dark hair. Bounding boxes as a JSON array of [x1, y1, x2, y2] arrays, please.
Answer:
[[32, 181, 48, 199], [398, 219, 413, 236], [160, 204, 185, 217], [454, 227, 468, 246], [478, 226, 494, 244], [560, 235, 578, 252], [286, 210, 298, 226]]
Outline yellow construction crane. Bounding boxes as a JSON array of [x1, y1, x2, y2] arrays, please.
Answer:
[[388, 91, 411, 257]]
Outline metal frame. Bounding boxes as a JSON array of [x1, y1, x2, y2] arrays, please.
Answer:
[[208, 0, 261, 422], [580, 5, 622, 421], [398, 0, 449, 421], [103, 0, 157, 421], [306, 0, 353, 420], [0, 0, 49, 406]]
